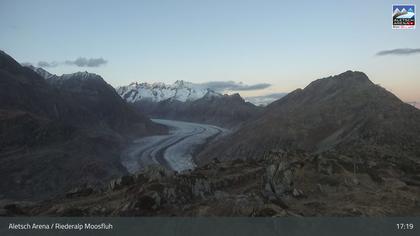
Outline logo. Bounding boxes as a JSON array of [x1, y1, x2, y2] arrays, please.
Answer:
[[393, 4, 415, 29]]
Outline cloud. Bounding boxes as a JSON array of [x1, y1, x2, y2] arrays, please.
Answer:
[[37, 61, 59, 68], [65, 57, 107, 67], [376, 48, 420, 56], [36, 57, 107, 68], [245, 92, 287, 106], [254, 93, 288, 99], [200, 81, 271, 92]]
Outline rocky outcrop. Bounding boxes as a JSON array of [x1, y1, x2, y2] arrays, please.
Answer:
[[263, 161, 295, 198]]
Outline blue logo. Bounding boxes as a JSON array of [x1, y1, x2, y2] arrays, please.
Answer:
[[393, 5, 415, 29]]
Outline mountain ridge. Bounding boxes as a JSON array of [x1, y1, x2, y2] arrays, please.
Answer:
[[197, 70, 420, 163]]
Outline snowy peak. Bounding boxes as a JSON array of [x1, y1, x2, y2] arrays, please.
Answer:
[[117, 81, 222, 103]]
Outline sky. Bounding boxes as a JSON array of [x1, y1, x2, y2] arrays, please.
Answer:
[[1, 0, 419, 103]]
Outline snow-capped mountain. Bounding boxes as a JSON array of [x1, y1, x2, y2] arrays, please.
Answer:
[[117, 80, 222, 103]]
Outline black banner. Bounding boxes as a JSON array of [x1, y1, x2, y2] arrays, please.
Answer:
[[0, 217, 419, 236]]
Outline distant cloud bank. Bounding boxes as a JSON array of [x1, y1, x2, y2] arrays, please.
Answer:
[[376, 48, 420, 56], [38, 61, 59, 68], [200, 81, 271, 92], [37, 57, 107, 68], [245, 92, 287, 106], [65, 57, 107, 67]]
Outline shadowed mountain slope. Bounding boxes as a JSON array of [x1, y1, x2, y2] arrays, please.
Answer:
[[0, 51, 165, 199]]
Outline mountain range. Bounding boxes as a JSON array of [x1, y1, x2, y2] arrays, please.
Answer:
[[2, 50, 420, 216], [118, 81, 262, 127], [117, 80, 221, 103], [117, 80, 286, 107]]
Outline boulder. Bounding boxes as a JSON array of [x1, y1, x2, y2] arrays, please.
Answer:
[[263, 161, 294, 198], [108, 175, 135, 191], [136, 191, 161, 210]]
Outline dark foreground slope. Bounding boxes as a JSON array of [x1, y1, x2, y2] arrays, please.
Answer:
[[0, 51, 165, 200], [7, 150, 420, 216], [197, 71, 420, 164]]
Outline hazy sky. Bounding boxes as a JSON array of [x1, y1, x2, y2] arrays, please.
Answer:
[[1, 0, 419, 102]]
